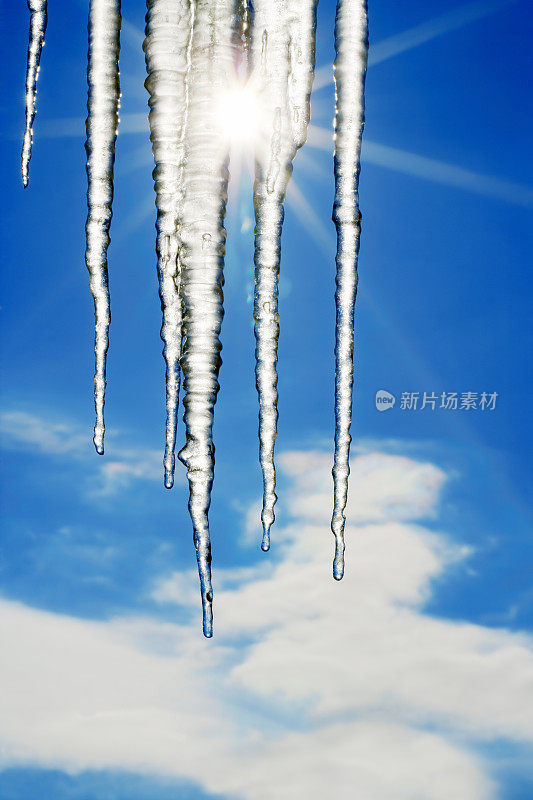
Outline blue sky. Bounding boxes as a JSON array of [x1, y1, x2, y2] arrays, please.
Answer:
[[1, 0, 532, 798]]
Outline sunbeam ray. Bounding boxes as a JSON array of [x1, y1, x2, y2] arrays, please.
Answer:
[[313, 0, 518, 90], [307, 127, 533, 207], [363, 141, 533, 207]]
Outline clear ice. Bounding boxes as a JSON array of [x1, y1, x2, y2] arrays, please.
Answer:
[[144, 0, 193, 489], [176, 0, 236, 638], [20, 0, 369, 634], [252, 0, 318, 551], [85, 0, 122, 455], [22, 0, 47, 187], [331, 0, 368, 579]]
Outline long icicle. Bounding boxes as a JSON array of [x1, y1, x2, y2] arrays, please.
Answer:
[[178, 0, 235, 637], [144, 0, 193, 489], [85, 0, 121, 455], [22, 0, 47, 187], [331, 0, 368, 579], [252, 0, 317, 551]]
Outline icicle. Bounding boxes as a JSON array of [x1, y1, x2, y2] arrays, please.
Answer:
[[177, 0, 235, 638], [85, 0, 121, 455], [251, 0, 317, 551], [144, 0, 193, 489], [19, 0, 370, 634], [331, 0, 368, 579], [21, 0, 47, 187]]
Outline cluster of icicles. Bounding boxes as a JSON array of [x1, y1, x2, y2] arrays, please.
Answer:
[[22, 0, 368, 636]]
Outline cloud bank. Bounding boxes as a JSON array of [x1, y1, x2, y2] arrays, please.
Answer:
[[1, 449, 532, 799]]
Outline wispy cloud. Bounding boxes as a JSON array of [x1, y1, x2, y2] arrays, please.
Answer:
[[0, 410, 171, 495], [1, 449, 531, 798], [0, 411, 87, 456]]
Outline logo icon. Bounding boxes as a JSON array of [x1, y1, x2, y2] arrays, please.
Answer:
[[375, 389, 396, 411]]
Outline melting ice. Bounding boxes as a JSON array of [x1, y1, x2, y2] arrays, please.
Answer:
[[331, 0, 368, 580], [251, 0, 318, 552], [21, 0, 369, 635], [85, 0, 122, 456]]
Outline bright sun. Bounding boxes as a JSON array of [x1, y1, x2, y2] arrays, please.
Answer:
[[217, 84, 261, 146]]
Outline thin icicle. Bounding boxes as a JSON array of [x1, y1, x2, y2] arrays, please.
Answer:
[[331, 0, 368, 579], [178, 0, 235, 637], [22, 0, 47, 187], [252, 0, 317, 551], [144, 0, 193, 489], [85, 0, 121, 455]]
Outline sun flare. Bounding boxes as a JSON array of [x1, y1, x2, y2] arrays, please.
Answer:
[[217, 83, 261, 147]]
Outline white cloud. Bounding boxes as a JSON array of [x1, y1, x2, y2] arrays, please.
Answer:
[[279, 449, 447, 524], [0, 409, 173, 495], [0, 410, 87, 456], [1, 449, 532, 799]]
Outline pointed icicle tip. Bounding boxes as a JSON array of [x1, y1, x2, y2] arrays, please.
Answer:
[[332, 529, 345, 580], [177, 0, 232, 638], [85, 0, 121, 457], [331, 499, 347, 578], [251, 0, 318, 551], [164, 468, 174, 490], [203, 597, 213, 638], [164, 439, 177, 489], [193, 525, 214, 638], [260, 501, 275, 551], [330, 0, 368, 576], [22, 0, 48, 186], [93, 421, 105, 455], [261, 526, 271, 552], [144, 2, 191, 492]]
